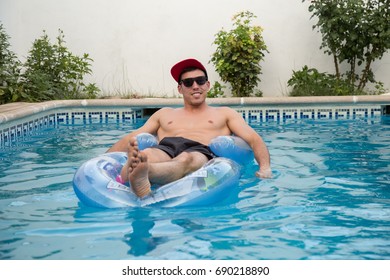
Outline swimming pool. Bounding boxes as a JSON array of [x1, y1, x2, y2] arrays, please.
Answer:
[[0, 102, 389, 260]]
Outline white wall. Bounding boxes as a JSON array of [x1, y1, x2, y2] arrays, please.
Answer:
[[1, 0, 389, 97]]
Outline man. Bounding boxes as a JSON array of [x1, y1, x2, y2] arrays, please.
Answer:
[[107, 58, 271, 197]]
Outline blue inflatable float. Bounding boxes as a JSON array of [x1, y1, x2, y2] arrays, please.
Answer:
[[73, 133, 254, 208]]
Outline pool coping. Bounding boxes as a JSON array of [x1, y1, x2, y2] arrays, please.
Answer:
[[1, 95, 390, 124]]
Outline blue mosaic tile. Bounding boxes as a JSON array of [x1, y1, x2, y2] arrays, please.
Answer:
[[122, 111, 136, 121], [0, 106, 384, 148], [248, 109, 263, 121], [89, 112, 103, 123], [72, 112, 87, 124], [282, 109, 298, 120], [265, 109, 280, 121], [57, 112, 70, 124], [335, 108, 350, 119], [105, 111, 120, 122], [317, 109, 332, 119], [300, 109, 315, 119], [371, 108, 382, 117]]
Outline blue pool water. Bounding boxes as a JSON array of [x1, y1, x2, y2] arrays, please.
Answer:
[[0, 117, 389, 260]]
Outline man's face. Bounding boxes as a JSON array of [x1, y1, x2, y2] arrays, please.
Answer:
[[178, 69, 210, 105]]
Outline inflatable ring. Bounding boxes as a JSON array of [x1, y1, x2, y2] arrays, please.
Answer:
[[73, 133, 254, 208]]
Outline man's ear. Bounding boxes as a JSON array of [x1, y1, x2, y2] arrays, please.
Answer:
[[206, 80, 211, 90], [177, 84, 183, 95]]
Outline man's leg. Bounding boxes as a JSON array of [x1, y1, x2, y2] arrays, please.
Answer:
[[119, 137, 170, 196], [119, 137, 171, 182], [123, 137, 209, 197], [147, 151, 209, 185], [128, 151, 151, 197]]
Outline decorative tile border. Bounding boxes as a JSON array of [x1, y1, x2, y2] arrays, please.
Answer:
[[55, 110, 143, 124], [0, 103, 386, 148], [236, 105, 382, 122], [0, 108, 142, 148]]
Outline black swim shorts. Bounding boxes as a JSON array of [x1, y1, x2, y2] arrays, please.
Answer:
[[152, 137, 215, 160]]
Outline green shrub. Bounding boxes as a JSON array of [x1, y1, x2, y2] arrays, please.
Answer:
[[1, 24, 100, 103], [207, 81, 225, 98], [303, 0, 390, 91], [22, 30, 99, 101], [211, 11, 267, 97], [287, 65, 385, 96], [0, 24, 23, 104]]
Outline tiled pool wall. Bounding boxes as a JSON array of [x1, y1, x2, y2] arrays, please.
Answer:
[[236, 105, 384, 121], [0, 97, 389, 148], [0, 107, 142, 149]]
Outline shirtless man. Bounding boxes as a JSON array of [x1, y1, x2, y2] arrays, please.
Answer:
[[107, 58, 271, 197]]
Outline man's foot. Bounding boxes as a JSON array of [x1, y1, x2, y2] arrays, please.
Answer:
[[119, 137, 139, 181], [127, 137, 140, 173], [129, 151, 152, 197]]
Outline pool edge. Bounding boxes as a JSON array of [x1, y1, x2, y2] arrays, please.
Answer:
[[1, 95, 390, 124]]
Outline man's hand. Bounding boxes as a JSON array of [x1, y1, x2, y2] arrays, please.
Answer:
[[255, 167, 272, 179]]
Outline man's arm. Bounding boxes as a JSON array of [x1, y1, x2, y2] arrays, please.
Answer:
[[225, 108, 272, 178]]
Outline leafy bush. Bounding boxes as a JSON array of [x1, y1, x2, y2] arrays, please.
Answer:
[[211, 11, 268, 97], [288, 65, 385, 96], [207, 81, 225, 98], [0, 24, 23, 104], [1, 23, 99, 103], [303, 0, 390, 92], [288, 66, 351, 96], [22, 30, 99, 101]]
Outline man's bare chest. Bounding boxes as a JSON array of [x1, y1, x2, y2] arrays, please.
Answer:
[[160, 117, 222, 131]]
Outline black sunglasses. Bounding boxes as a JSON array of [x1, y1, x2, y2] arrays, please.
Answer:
[[180, 76, 208, 87]]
